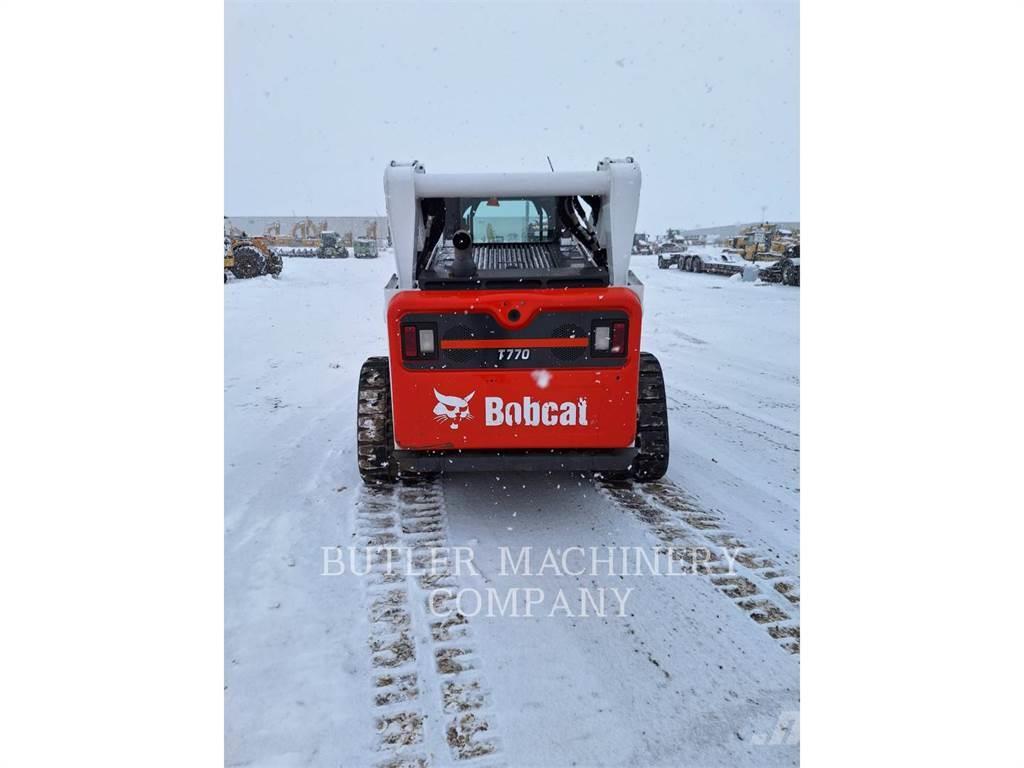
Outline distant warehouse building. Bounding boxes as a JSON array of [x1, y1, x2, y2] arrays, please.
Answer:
[[224, 216, 389, 246]]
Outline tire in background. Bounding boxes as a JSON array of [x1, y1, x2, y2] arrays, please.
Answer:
[[230, 244, 266, 279]]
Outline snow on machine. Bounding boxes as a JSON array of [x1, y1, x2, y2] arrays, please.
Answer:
[[225, 234, 283, 279], [318, 230, 347, 259], [758, 244, 801, 286], [357, 158, 669, 484], [657, 246, 687, 269], [681, 249, 745, 276], [632, 233, 654, 255], [353, 236, 379, 259]]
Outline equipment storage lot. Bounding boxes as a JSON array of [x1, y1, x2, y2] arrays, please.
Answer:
[[225, 254, 799, 767]]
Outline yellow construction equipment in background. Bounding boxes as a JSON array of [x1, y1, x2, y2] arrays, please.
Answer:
[[224, 235, 283, 281]]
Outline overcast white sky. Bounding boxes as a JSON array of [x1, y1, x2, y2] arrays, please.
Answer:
[[225, 1, 798, 233]]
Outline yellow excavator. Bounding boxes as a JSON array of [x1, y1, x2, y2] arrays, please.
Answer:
[[224, 233, 283, 281]]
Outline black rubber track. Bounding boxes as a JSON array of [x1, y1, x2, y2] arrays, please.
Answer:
[[357, 357, 436, 484], [632, 351, 670, 480], [357, 357, 397, 484]]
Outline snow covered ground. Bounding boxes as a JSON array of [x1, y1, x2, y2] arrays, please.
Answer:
[[225, 253, 799, 767]]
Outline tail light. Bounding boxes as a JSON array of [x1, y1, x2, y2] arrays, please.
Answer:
[[610, 321, 627, 355], [401, 323, 437, 360], [591, 320, 628, 357]]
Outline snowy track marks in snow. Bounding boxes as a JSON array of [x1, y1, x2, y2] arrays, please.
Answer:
[[357, 486, 430, 766], [355, 482, 504, 767], [666, 389, 799, 453], [397, 482, 504, 764], [600, 480, 801, 655]]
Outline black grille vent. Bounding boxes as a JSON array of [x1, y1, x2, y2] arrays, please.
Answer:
[[550, 323, 587, 362], [473, 244, 558, 270], [442, 325, 478, 363]]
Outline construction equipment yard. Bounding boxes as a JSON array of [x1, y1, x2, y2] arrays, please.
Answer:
[[224, 253, 799, 767], [19, 1, 1023, 766]]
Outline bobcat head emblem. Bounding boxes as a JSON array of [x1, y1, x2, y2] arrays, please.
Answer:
[[433, 389, 475, 430]]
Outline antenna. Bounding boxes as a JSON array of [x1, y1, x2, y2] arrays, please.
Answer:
[[546, 155, 555, 172]]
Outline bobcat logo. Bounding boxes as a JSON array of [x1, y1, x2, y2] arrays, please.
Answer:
[[433, 389, 475, 430]]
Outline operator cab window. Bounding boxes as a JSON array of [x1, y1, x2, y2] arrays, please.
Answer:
[[416, 195, 608, 289], [458, 197, 558, 244]]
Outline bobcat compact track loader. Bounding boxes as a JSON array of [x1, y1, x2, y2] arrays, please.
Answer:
[[357, 158, 668, 484]]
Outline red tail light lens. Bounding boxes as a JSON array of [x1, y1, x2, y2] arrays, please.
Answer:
[[402, 324, 419, 359], [610, 321, 627, 355], [401, 323, 437, 360]]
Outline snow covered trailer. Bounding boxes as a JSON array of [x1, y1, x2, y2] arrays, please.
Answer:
[[356, 158, 669, 484], [684, 250, 746, 277]]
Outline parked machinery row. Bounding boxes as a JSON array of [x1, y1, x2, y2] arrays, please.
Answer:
[[656, 243, 800, 286], [292, 231, 382, 259], [224, 231, 383, 281], [647, 223, 800, 286]]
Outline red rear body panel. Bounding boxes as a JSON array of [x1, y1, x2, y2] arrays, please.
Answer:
[[386, 287, 642, 451]]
